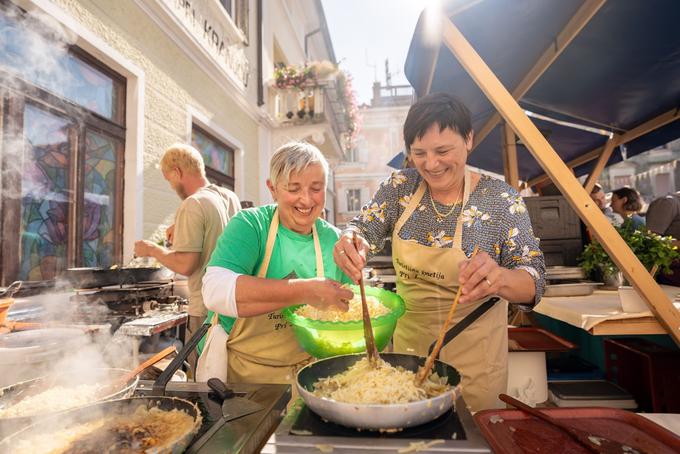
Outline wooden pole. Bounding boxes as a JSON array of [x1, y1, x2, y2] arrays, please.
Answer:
[[501, 123, 520, 190], [441, 17, 680, 345], [583, 136, 618, 193], [528, 108, 680, 187]]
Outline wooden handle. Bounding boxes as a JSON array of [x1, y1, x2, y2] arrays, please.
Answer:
[[117, 345, 176, 386], [499, 394, 600, 454], [416, 246, 479, 385], [353, 232, 379, 367]]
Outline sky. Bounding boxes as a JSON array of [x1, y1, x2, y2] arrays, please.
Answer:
[[321, 0, 429, 105]]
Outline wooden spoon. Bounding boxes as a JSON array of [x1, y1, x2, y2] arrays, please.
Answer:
[[111, 345, 176, 389], [353, 231, 379, 367], [416, 246, 479, 386]]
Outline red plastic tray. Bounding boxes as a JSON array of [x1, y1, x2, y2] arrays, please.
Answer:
[[508, 327, 576, 352], [474, 407, 680, 454]]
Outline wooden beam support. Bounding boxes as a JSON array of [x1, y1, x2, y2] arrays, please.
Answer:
[[583, 135, 618, 193], [528, 108, 680, 187], [471, 0, 606, 153], [441, 17, 680, 345], [501, 123, 520, 190]]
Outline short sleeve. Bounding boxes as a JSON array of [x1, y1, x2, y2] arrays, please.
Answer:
[[207, 211, 264, 275], [172, 199, 204, 252]]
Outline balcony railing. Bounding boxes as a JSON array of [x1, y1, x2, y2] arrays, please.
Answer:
[[269, 81, 349, 148]]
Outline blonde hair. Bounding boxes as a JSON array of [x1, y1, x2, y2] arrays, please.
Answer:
[[269, 142, 329, 187], [159, 143, 206, 177]]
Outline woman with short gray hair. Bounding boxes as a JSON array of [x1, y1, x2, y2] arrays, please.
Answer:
[[200, 141, 352, 385]]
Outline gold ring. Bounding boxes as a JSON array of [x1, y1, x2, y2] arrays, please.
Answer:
[[485, 278, 492, 287]]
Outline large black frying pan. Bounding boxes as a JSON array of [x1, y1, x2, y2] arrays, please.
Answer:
[[0, 396, 202, 453], [296, 296, 500, 431], [63, 267, 167, 289]]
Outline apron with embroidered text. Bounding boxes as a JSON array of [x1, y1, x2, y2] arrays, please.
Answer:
[[392, 170, 508, 411], [226, 209, 322, 385]]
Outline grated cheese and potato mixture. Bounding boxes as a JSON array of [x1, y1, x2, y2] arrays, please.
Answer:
[[295, 295, 390, 322]]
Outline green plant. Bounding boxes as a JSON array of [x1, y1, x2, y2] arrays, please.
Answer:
[[579, 220, 680, 279]]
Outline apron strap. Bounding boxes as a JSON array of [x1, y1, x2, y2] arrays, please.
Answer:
[[395, 168, 472, 249], [395, 182, 427, 236], [452, 169, 472, 249], [312, 223, 324, 277], [257, 208, 324, 278], [427, 296, 500, 359]]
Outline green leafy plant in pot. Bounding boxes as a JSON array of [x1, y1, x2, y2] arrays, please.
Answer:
[[579, 220, 680, 284]]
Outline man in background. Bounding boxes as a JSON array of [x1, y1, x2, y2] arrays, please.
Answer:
[[135, 144, 241, 374], [590, 183, 623, 226]]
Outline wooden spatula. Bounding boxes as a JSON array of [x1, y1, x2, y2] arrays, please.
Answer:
[[416, 246, 479, 386], [353, 231, 379, 367], [499, 393, 648, 454], [112, 345, 177, 389]]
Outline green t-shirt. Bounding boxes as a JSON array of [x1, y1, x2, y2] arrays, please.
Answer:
[[200, 204, 350, 347]]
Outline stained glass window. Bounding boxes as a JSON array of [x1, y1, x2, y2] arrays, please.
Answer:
[[192, 126, 235, 177], [82, 130, 121, 268], [0, 7, 126, 284], [0, 9, 122, 122], [19, 104, 73, 280]]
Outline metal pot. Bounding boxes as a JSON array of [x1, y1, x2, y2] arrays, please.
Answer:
[[0, 368, 139, 437], [296, 352, 461, 431]]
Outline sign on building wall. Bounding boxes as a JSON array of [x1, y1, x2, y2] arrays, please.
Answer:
[[169, 0, 250, 86]]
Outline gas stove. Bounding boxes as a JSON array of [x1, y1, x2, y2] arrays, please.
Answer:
[[134, 380, 290, 453], [71, 282, 187, 333], [265, 396, 491, 453]]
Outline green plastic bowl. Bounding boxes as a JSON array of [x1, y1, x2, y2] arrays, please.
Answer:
[[282, 285, 405, 359]]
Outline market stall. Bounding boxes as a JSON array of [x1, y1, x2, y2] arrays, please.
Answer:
[[402, 0, 680, 345]]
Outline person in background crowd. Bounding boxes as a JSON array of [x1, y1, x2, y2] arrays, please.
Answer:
[[134, 144, 241, 374], [610, 187, 645, 230], [590, 183, 623, 226], [645, 192, 680, 286]]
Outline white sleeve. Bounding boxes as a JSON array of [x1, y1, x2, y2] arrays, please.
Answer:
[[202, 266, 240, 317]]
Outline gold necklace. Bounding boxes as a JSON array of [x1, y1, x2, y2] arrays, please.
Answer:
[[430, 182, 464, 222]]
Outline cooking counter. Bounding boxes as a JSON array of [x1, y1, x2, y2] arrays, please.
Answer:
[[534, 290, 678, 335], [263, 395, 491, 453]]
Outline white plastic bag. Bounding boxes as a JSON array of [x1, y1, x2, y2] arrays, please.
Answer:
[[196, 313, 229, 382]]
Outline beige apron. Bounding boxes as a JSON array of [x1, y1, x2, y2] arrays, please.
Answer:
[[226, 209, 321, 385], [392, 170, 508, 412]]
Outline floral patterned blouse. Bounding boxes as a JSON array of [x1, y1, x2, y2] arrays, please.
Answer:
[[348, 168, 546, 304]]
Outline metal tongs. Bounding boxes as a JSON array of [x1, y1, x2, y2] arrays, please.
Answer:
[[0, 281, 22, 299], [353, 231, 379, 367]]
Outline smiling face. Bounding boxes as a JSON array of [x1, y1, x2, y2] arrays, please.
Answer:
[[267, 163, 326, 234], [409, 125, 473, 198]]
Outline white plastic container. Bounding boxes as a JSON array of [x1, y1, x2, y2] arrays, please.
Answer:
[[618, 284, 680, 313], [507, 351, 548, 407]]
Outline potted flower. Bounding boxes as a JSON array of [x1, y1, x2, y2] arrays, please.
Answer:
[[578, 221, 680, 311]]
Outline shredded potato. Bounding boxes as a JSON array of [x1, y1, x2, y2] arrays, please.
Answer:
[[12, 405, 196, 454], [296, 295, 389, 322], [0, 384, 108, 419], [313, 357, 449, 404]]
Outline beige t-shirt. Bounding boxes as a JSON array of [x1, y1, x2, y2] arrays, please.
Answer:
[[172, 184, 241, 317]]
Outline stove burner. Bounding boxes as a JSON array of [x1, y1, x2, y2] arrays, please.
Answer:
[[290, 405, 466, 440]]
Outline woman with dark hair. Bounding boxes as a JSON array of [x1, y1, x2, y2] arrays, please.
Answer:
[[333, 93, 545, 411], [610, 187, 645, 230]]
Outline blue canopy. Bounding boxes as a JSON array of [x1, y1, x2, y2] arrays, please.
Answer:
[[402, 0, 680, 183]]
